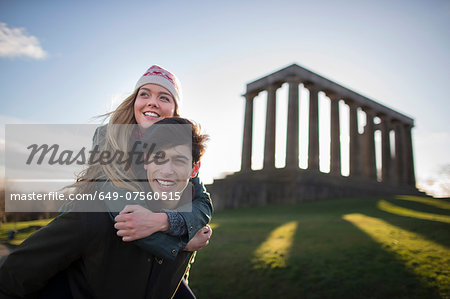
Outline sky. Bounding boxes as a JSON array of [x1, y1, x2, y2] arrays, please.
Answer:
[[0, 0, 449, 197]]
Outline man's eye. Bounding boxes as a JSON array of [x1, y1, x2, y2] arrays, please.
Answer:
[[174, 159, 187, 164]]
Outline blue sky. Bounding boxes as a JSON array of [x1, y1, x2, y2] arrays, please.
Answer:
[[1, 0, 449, 196]]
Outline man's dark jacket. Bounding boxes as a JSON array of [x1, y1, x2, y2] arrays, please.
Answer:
[[0, 199, 193, 298]]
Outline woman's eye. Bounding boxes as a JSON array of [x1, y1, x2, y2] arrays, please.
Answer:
[[139, 92, 148, 97], [160, 96, 170, 102]]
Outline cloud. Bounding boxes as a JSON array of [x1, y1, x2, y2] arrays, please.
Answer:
[[0, 22, 48, 59]]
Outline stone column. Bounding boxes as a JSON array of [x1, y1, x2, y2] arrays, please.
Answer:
[[362, 107, 376, 180], [306, 84, 320, 171], [329, 93, 341, 175], [404, 124, 416, 186], [393, 121, 405, 185], [263, 84, 278, 170], [347, 100, 361, 176], [241, 93, 255, 172], [380, 115, 392, 183], [286, 77, 300, 168]]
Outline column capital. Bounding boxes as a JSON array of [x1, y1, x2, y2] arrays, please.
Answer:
[[403, 123, 414, 130], [344, 97, 358, 108], [391, 119, 402, 126], [303, 82, 321, 92], [378, 113, 392, 122], [286, 76, 301, 84], [266, 82, 282, 91], [242, 92, 257, 100], [325, 91, 341, 101], [361, 106, 376, 117], [378, 114, 392, 131]]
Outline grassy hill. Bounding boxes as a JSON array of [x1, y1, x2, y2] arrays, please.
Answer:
[[0, 218, 54, 246], [1, 196, 448, 298], [189, 196, 450, 298]]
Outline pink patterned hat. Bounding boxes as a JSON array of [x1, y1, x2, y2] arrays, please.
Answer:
[[135, 65, 182, 104]]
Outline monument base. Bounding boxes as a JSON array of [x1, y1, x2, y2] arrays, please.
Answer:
[[206, 169, 425, 211]]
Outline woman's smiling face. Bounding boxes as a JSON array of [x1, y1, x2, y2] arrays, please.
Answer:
[[134, 83, 176, 128]]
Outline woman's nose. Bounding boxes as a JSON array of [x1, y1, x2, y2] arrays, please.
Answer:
[[146, 95, 159, 107]]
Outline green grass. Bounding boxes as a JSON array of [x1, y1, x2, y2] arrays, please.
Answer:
[[1, 197, 448, 298], [0, 218, 53, 246], [189, 196, 450, 299]]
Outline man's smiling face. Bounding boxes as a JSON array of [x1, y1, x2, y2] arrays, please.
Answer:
[[145, 144, 194, 199]]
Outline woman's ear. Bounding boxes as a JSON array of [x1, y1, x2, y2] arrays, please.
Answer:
[[191, 161, 201, 178]]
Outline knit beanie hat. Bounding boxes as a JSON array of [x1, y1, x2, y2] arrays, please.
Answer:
[[135, 65, 182, 105]]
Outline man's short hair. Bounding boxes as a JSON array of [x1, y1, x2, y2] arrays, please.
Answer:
[[142, 117, 208, 165]]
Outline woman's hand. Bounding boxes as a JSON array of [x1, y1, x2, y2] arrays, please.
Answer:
[[114, 205, 169, 242], [184, 225, 212, 252]]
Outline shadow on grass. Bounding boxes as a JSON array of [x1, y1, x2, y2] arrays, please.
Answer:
[[189, 198, 446, 299], [364, 198, 450, 249], [189, 209, 289, 298]]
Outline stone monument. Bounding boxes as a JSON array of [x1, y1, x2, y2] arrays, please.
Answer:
[[207, 64, 422, 210]]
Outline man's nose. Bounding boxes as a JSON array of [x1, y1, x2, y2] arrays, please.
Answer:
[[159, 160, 175, 175]]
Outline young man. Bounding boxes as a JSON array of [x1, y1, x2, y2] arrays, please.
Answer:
[[0, 117, 211, 298]]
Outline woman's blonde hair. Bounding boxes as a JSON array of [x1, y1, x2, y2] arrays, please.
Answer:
[[69, 87, 180, 194]]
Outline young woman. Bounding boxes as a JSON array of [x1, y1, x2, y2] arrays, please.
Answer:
[[95, 65, 213, 298], [93, 65, 213, 260]]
